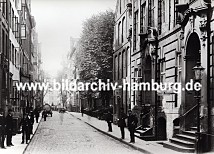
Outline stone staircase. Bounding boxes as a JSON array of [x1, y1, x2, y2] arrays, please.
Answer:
[[135, 127, 155, 141], [163, 127, 197, 153]]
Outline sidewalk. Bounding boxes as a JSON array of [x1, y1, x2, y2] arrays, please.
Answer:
[[70, 112, 184, 154], [0, 116, 42, 154]]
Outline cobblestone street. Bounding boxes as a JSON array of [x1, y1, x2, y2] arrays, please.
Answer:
[[24, 111, 144, 154]]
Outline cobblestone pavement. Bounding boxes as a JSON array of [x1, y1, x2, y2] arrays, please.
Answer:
[[24, 111, 144, 154]]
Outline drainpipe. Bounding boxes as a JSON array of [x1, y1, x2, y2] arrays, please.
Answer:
[[206, 0, 211, 151]]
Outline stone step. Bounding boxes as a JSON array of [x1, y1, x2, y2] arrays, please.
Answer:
[[176, 134, 196, 143], [190, 127, 197, 131], [135, 127, 150, 135], [163, 142, 195, 153], [170, 137, 195, 148], [134, 134, 155, 141], [182, 131, 197, 137]]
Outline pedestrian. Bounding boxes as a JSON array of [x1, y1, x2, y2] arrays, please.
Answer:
[[81, 106, 84, 117], [34, 107, 40, 123], [0, 109, 6, 149], [5, 109, 14, 146], [29, 109, 34, 134], [105, 111, 113, 132], [20, 114, 31, 144], [118, 109, 127, 139], [127, 110, 138, 143], [42, 109, 47, 121]]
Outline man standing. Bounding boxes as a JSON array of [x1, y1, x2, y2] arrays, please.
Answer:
[[127, 110, 138, 143], [118, 109, 127, 139], [34, 107, 40, 123], [106, 111, 113, 132], [0, 109, 6, 149], [20, 114, 31, 144], [81, 106, 84, 117], [6, 109, 14, 146], [42, 109, 47, 121], [29, 109, 34, 134]]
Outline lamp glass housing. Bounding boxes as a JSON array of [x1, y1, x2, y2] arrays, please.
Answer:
[[193, 64, 205, 80]]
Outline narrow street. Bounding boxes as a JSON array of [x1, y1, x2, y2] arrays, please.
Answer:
[[24, 111, 144, 154]]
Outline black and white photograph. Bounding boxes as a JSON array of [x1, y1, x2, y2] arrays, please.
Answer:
[[0, 0, 214, 153]]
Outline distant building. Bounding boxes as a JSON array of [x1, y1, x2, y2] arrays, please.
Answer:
[[66, 37, 80, 112]]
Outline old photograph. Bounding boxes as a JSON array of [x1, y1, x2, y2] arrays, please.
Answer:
[[0, 0, 214, 154]]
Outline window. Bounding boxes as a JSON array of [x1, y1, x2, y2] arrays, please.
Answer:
[[149, 0, 155, 27], [126, 47, 129, 77], [140, 2, 146, 33], [134, 10, 139, 50], [174, 0, 179, 26], [115, 55, 118, 80], [158, 0, 165, 34], [15, 49, 17, 66], [118, 22, 121, 45], [122, 50, 126, 78], [21, 24, 27, 39], [119, 0, 121, 14], [12, 45, 14, 64], [169, 0, 171, 30], [161, 0, 165, 23], [12, 10, 14, 32], [1, 0, 7, 19], [122, 17, 125, 43], [118, 53, 122, 79]]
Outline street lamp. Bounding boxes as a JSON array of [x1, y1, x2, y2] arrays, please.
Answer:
[[192, 61, 204, 153], [151, 48, 158, 140]]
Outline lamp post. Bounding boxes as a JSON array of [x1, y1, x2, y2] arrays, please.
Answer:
[[192, 62, 204, 153], [151, 48, 158, 140]]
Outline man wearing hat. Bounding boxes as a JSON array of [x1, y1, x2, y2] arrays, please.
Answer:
[[6, 109, 14, 146], [127, 110, 138, 143]]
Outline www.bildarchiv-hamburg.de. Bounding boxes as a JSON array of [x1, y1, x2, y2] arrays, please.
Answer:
[[15, 79, 202, 94]]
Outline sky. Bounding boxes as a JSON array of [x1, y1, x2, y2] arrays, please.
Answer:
[[31, 0, 116, 77]]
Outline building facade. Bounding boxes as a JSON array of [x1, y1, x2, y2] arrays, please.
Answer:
[[113, 0, 214, 152], [0, 0, 43, 134], [113, 0, 132, 122]]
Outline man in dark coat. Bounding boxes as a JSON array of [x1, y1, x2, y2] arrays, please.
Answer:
[[0, 109, 6, 149], [127, 110, 138, 143], [81, 106, 84, 117], [106, 111, 113, 132], [34, 107, 40, 123], [29, 110, 34, 134], [42, 109, 47, 121], [118, 109, 127, 139], [20, 114, 31, 144], [6, 109, 14, 146]]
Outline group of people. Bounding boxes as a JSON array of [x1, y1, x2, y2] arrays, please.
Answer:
[[0, 109, 14, 148], [0, 107, 40, 149], [106, 109, 138, 143]]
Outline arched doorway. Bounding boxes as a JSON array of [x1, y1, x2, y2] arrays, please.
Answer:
[[157, 117, 167, 140], [184, 32, 201, 129]]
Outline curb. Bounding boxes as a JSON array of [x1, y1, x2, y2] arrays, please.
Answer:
[[70, 113, 152, 154], [22, 116, 42, 154]]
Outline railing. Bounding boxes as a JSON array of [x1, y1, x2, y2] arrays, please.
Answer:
[[178, 104, 198, 130], [141, 110, 152, 119], [178, 104, 198, 119]]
